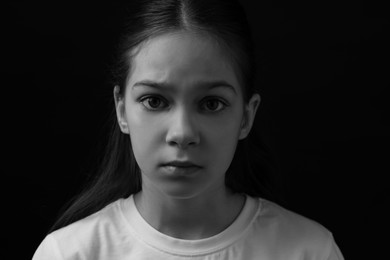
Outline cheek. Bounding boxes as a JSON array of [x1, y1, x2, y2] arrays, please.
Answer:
[[203, 114, 242, 164], [126, 110, 164, 169]]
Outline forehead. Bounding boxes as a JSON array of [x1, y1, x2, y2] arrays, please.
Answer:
[[127, 31, 240, 92]]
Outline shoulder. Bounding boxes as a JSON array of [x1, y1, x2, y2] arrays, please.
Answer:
[[249, 197, 337, 258], [53, 199, 125, 242], [260, 198, 331, 238], [34, 199, 128, 259]]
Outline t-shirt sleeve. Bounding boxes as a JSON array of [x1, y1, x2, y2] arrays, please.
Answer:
[[32, 235, 64, 260], [326, 234, 344, 260]]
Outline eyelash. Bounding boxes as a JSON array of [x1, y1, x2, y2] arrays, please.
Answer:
[[138, 95, 229, 113]]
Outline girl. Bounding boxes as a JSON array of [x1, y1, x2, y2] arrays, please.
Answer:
[[33, 0, 344, 259]]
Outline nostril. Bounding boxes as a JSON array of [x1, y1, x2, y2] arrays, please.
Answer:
[[166, 127, 200, 148], [167, 137, 198, 149]]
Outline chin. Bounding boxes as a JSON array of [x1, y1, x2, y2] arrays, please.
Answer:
[[160, 179, 226, 201], [161, 185, 203, 200]]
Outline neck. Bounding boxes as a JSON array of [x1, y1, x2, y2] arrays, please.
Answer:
[[133, 186, 245, 240]]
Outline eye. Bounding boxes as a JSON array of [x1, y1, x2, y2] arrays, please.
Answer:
[[201, 97, 228, 112], [139, 95, 168, 111]]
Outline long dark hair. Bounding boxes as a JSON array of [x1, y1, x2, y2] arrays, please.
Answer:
[[49, 0, 281, 233]]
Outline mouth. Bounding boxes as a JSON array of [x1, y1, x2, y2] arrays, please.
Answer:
[[160, 161, 202, 176], [161, 160, 201, 168]]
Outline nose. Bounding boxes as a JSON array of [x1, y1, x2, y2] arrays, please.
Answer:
[[165, 107, 200, 149]]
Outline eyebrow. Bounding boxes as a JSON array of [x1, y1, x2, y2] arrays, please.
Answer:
[[132, 80, 237, 95]]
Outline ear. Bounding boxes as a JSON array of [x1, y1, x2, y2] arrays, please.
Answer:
[[239, 93, 261, 140], [113, 86, 130, 134]]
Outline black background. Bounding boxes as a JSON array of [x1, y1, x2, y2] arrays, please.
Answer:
[[4, 1, 389, 259]]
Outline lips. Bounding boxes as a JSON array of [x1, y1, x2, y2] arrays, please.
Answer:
[[160, 161, 202, 176], [161, 160, 201, 168]]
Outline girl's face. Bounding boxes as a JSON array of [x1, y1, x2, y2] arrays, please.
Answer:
[[115, 32, 260, 199]]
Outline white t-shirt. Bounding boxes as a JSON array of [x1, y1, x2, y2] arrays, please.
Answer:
[[33, 195, 344, 260]]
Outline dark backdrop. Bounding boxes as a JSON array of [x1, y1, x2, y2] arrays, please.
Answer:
[[4, 1, 389, 259]]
